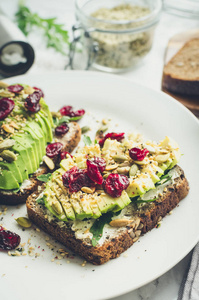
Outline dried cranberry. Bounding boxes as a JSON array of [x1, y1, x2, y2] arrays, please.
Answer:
[[60, 151, 73, 160], [0, 98, 15, 120], [46, 142, 63, 158], [55, 123, 69, 136], [7, 84, 24, 93], [0, 228, 20, 250], [33, 87, 44, 98], [104, 174, 129, 198], [60, 105, 85, 118], [60, 105, 73, 116], [99, 132, 125, 147], [92, 157, 106, 173], [129, 147, 149, 161], [73, 109, 85, 117], [24, 91, 42, 113], [62, 166, 93, 193], [86, 159, 103, 185]]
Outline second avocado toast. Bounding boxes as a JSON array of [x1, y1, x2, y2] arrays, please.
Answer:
[[0, 82, 81, 205], [27, 133, 189, 264]]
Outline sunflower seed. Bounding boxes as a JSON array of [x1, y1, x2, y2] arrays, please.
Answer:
[[109, 219, 133, 227], [81, 186, 96, 194], [43, 156, 55, 170], [2, 124, 14, 134]]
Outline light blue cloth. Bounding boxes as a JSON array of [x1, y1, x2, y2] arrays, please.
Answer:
[[178, 243, 199, 300]]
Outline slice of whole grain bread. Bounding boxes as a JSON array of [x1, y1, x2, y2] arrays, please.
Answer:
[[162, 38, 199, 95], [0, 122, 81, 205], [26, 165, 189, 265]]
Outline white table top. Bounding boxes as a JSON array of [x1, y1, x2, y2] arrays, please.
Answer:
[[1, 1, 199, 299]]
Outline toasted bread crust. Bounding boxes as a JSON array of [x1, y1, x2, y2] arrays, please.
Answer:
[[0, 122, 81, 205], [26, 166, 189, 265]]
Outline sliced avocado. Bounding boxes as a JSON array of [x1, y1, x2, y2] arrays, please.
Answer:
[[59, 195, 76, 220], [126, 178, 146, 198], [13, 135, 37, 172], [112, 191, 131, 212], [26, 121, 46, 156], [38, 110, 53, 142], [44, 188, 67, 221], [88, 197, 102, 219], [23, 126, 42, 162], [0, 160, 23, 186], [0, 168, 20, 189]]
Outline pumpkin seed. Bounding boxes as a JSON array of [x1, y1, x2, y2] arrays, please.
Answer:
[[15, 217, 32, 228], [51, 111, 61, 118], [43, 156, 55, 170], [0, 150, 17, 162], [0, 89, 14, 98], [0, 81, 9, 88], [155, 153, 170, 163], [103, 172, 110, 179], [2, 124, 14, 134], [96, 125, 108, 134], [9, 121, 20, 130], [129, 164, 138, 177], [52, 201, 63, 215], [130, 231, 135, 238], [112, 154, 127, 162], [81, 126, 90, 134], [0, 139, 15, 150]]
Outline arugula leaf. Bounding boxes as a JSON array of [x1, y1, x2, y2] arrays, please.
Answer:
[[83, 135, 92, 146], [15, 3, 69, 55], [156, 174, 172, 186], [12, 183, 22, 193], [36, 197, 45, 205], [135, 198, 158, 204], [90, 212, 113, 246], [56, 116, 82, 126], [52, 117, 59, 127], [37, 173, 51, 182]]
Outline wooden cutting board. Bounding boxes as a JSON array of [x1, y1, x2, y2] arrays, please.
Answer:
[[161, 29, 199, 118]]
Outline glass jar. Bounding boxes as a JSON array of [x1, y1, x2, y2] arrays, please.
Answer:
[[67, 0, 162, 73]]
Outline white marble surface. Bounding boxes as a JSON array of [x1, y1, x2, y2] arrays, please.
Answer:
[[1, 1, 199, 299]]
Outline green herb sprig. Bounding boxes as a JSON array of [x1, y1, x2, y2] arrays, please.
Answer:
[[15, 2, 69, 55]]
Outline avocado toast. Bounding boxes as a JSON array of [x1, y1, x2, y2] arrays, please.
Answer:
[[0, 82, 81, 205], [26, 133, 189, 264]]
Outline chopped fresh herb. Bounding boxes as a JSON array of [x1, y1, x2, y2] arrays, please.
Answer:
[[37, 173, 51, 182], [15, 2, 69, 55], [36, 197, 45, 205], [94, 139, 98, 144], [83, 135, 92, 146], [57, 116, 82, 125], [90, 212, 113, 246]]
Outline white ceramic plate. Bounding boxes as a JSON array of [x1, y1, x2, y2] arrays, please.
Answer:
[[1, 71, 199, 300]]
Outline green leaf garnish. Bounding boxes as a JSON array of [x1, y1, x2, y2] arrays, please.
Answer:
[[57, 116, 82, 126], [156, 174, 172, 186], [135, 198, 158, 204], [83, 135, 92, 146], [37, 173, 52, 182], [36, 197, 45, 205], [90, 212, 113, 246], [15, 2, 69, 55]]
